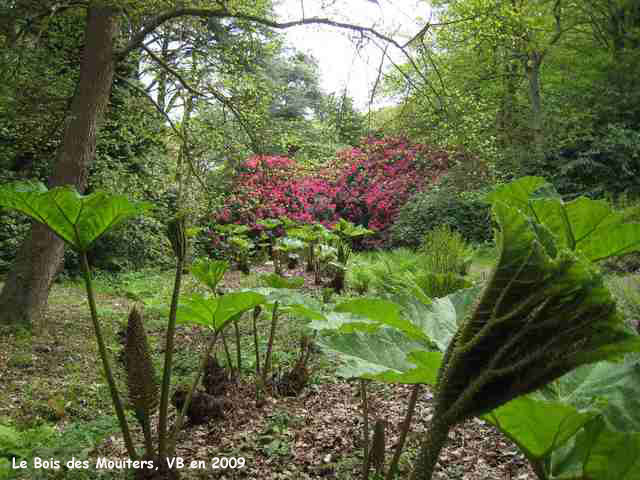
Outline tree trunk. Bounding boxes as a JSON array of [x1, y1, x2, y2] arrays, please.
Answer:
[[0, 4, 119, 329], [525, 51, 544, 159]]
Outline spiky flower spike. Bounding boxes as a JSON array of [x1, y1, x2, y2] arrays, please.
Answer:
[[124, 307, 159, 456], [167, 216, 186, 261]]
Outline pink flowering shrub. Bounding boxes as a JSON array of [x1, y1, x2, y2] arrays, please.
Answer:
[[215, 137, 451, 242], [218, 154, 339, 228], [330, 137, 450, 234]]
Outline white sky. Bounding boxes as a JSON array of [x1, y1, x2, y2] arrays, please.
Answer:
[[274, 0, 431, 111]]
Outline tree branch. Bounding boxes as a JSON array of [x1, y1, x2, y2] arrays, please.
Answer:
[[116, 75, 210, 193], [117, 8, 408, 60], [141, 44, 262, 153]]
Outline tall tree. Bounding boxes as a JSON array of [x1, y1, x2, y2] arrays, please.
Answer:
[[0, 0, 401, 328], [0, 4, 119, 327]]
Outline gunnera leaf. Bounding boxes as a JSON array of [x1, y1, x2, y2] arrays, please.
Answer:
[[541, 359, 640, 479], [488, 176, 640, 262], [191, 258, 229, 293], [435, 201, 640, 424], [175, 291, 266, 331], [0, 182, 150, 251], [124, 307, 159, 425]]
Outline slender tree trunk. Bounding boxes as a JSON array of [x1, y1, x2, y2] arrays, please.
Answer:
[[496, 59, 518, 148], [525, 52, 544, 159], [0, 4, 118, 329]]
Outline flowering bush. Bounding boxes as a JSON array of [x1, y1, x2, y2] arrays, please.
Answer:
[[218, 155, 339, 228], [331, 137, 450, 234], [215, 137, 451, 243]]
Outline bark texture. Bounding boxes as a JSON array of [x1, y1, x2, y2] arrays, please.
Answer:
[[0, 4, 119, 328]]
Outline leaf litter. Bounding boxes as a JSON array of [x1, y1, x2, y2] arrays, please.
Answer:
[[0, 278, 536, 479]]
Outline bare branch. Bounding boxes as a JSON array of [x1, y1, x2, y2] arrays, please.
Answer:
[[369, 43, 388, 116], [116, 75, 210, 192], [116, 8, 407, 60], [141, 44, 262, 153]]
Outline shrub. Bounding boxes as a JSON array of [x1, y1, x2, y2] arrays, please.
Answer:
[[0, 211, 29, 274], [218, 155, 339, 228], [606, 276, 640, 333], [347, 249, 420, 295], [330, 137, 450, 237], [408, 270, 472, 299], [215, 137, 452, 244], [419, 225, 473, 275], [390, 187, 492, 247]]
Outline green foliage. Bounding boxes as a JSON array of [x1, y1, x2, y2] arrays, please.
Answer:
[[0, 182, 151, 252], [607, 276, 640, 332], [347, 249, 471, 300], [390, 187, 492, 248], [331, 218, 374, 240], [487, 359, 640, 479], [405, 271, 472, 301], [176, 291, 266, 331], [0, 210, 29, 273], [191, 258, 229, 293], [86, 215, 171, 272], [259, 273, 304, 289], [419, 225, 473, 275], [313, 177, 640, 479], [0, 417, 118, 479], [0, 423, 56, 466]]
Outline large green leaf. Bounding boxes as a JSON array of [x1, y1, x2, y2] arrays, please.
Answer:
[[486, 176, 640, 262], [546, 417, 640, 480], [543, 360, 640, 432], [244, 287, 319, 309], [485, 176, 548, 210], [175, 294, 218, 328], [308, 311, 378, 333], [214, 292, 266, 329], [191, 258, 229, 292], [536, 360, 640, 479], [399, 288, 480, 351], [0, 182, 150, 251], [318, 328, 442, 385], [333, 298, 430, 342], [176, 291, 265, 331], [484, 396, 599, 461], [311, 294, 452, 383]]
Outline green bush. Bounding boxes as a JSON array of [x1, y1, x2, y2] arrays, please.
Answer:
[[60, 216, 173, 275], [347, 247, 471, 299], [0, 210, 29, 274], [389, 187, 492, 248], [606, 276, 640, 333], [407, 270, 472, 299], [419, 225, 473, 275], [0, 417, 118, 479], [347, 249, 420, 296]]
